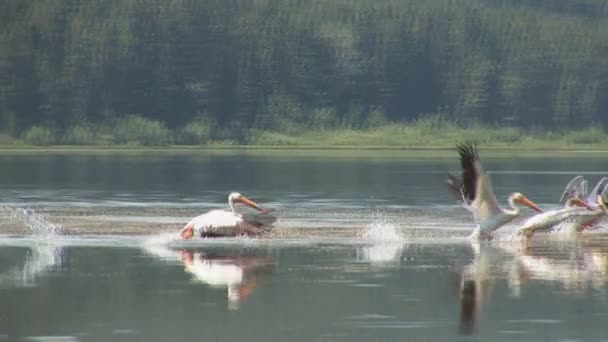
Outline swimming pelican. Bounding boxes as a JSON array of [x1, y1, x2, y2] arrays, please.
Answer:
[[587, 177, 608, 207], [559, 176, 608, 209], [556, 176, 608, 232], [446, 143, 542, 240], [558, 176, 588, 207], [180, 192, 277, 239], [517, 196, 607, 239]]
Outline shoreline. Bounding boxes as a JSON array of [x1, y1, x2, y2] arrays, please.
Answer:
[[1, 144, 608, 153]]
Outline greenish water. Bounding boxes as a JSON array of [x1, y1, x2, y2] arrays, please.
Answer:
[[0, 151, 608, 341]]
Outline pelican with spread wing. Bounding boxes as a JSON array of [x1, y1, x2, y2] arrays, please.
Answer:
[[517, 194, 608, 239], [446, 143, 542, 240], [558, 176, 588, 207], [559, 176, 608, 209], [180, 192, 277, 239], [554, 176, 608, 232]]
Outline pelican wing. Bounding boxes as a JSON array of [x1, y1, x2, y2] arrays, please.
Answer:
[[587, 177, 608, 204], [558, 176, 586, 207], [239, 211, 277, 235], [457, 143, 501, 223]]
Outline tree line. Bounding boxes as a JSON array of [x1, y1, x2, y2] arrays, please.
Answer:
[[1, 0, 607, 144]]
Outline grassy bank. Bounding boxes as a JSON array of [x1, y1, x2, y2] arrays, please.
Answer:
[[3, 116, 608, 150]]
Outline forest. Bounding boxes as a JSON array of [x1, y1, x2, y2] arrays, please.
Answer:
[[1, 0, 608, 146]]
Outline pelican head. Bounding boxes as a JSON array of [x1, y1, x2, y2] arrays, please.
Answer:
[[565, 198, 594, 210], [510, 192, 542, 212], [180, 223, 195, 240], [228, 192, 264, 212]]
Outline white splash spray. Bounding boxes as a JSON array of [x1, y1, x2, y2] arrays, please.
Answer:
[[2, 206, 61, 237], [0, 205, 64, 287], [360, 221, 404, 242], [358, 221, 406, 264]]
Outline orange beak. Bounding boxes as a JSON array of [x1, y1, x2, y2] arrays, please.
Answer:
[[180, 225, 194, 240], [518, 196, 543, 213], [237, 195, 264, 212], [569, 198, 594, 210]]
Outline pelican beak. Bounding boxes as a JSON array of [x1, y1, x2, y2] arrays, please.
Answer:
[[570, 198, 594, 210], [518, 196, 542, 213], [237, 195, 265, 212], [180, 225, 194, 240]]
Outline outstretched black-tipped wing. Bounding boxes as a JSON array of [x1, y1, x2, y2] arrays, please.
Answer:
[[447, 142, 500, 223], [558, 176, 586, 207], [457, 143, 480, 204]]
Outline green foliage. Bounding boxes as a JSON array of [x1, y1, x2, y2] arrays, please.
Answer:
[[176, 118, 215, 145], [62, 124, 97, 145], [21, 126, 55, 146], [563, 127, 605, 144], [367, 107, 388, 128], [111, 115, 171, 146], [2, 0, 608, 136]]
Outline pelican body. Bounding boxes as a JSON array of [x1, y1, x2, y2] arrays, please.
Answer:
[[180, 193, 277, 239], [518, 196, 608, 239], [446, 143, 542, 240]]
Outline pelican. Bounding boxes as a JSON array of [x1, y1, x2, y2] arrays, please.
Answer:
[[180, 192, 277, 239], [517, 196, 607, 239], [559, 176, 608, 209], [587, 177, 608, 207], [558, 176, 587, 207], [446, 143, 542, 240]]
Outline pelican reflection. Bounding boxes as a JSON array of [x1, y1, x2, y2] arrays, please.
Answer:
[[143, 245, 273, 309], [458, 241, 608, 335], [180, 250, 273, 309]]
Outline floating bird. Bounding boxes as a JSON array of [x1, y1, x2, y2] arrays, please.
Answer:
[[517, 196, 607, 239], [446, 143, 542, 240], [556, 176, 608, 232], [558, 176, 608, 209], [558, 176, 588, 207], [180, 192, 276, 239]]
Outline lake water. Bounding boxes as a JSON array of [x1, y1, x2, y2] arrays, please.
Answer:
[[1, 149, 608, 341]]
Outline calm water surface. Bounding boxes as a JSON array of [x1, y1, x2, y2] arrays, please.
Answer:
[[1, 150, 608, 341]]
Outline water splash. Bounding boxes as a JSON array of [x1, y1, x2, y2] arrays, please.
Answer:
[[358, 221, 406, 264], [1, 205, 61, 237], [0, 206, 65, 287], [360, 222, 404, 242]]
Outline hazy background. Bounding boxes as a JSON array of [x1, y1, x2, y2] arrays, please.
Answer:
[[1, 0, 607, 145]]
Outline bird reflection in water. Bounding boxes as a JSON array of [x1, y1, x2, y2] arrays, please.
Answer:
[[179, 250, 273, 310], [458, 240, 608, 335], [458, 243, 503, 335], [142, 244, 273, 310]]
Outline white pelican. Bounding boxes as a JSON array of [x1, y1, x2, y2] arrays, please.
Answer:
[[558, 175, 587, 207], [556, 176, 608, 231], [180, 192, 277, 239], [517, 196, 607, 239], [446, 143, 542, 240], [559, 176, 608, 209], [587, 177, 608, 207]]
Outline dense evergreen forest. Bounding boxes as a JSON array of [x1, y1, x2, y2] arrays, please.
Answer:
[[1, 0, 607, 145]]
